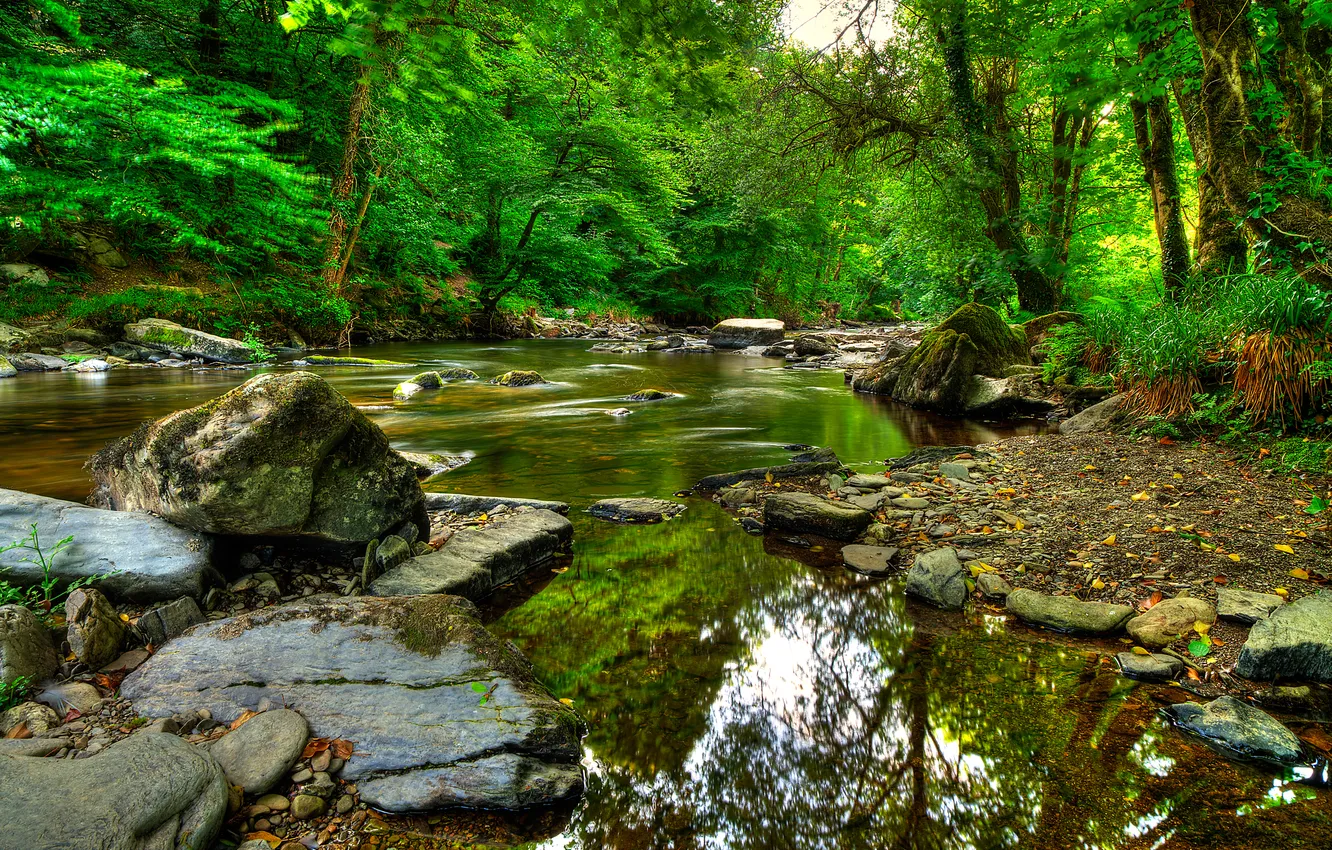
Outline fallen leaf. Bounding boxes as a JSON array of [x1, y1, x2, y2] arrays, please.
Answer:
[[1131, 491, 1151, 501], [1275, 587, 1289, 597], [1194, 621, 1211, 636], [1186, 668, 1201, 681], [330, 739, 354, 760], [1102, 534, 1117, 546], [1275, 544, 1296, 555], [1091, 578, 1106, 590], [1228, 553, 1241, 562], [230, 710, 257, 731], [1291, 568, 1311, 579], [559, 698, 575, 707], [1131, 646, 1150, 655], [4, 722, 31, 739]]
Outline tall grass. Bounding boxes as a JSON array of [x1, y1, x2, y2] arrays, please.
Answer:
[[1117, 301, 1225, 417]]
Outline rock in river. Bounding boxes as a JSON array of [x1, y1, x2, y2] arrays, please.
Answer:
[[89, 372, 427, 546], [0, 488, 217, 603], [124, 318, 256, 364], [1126, 596, 1215, 648], [707, 318, 785, 349], [763, 492, 873, 542], [1006, 588, 1134, 635], [623, 388, 678, 401], [905, 548, 967, 610], [0, 605, 57, 684], [489, 370, 547, 387], [0, 732, 227, 850], [424, 492, 570, 516], [122, 595, 584, 812], [587, 497, 685, 523], [1164, 696, 1304, 764], [1115, 651, 1183, 682], [841, 544, 898, 577], [371, 510, 573, 598], [1236, 592, 1332, 683]]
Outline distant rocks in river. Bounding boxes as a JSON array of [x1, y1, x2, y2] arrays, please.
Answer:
[[587, 497, 685, 524], [122, 595, 585, 812], [304, 354, 413, 367], [707, 318, 785, 349], [0, 355, 14, 378], [124, 317, 257, 364], [623, 388, 678, 401], [88, 371, 427, 547], [393, 368, 480, 400], [489, 369, 548, 386], [398, 450, 471, 479]]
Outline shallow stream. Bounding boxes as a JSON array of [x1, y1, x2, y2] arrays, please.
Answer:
[[1, 341, 1328, 848]]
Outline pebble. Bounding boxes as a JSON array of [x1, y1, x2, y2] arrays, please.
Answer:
[[290, 794, 327, 820], [291, 768, 314, 783]]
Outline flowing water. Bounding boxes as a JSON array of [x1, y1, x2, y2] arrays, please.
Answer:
[[1, 340, 1328, 849]]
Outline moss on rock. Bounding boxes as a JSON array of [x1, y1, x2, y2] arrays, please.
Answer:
[[489, 370, 547, 387]]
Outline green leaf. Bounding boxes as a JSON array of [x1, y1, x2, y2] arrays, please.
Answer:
[[470, 681, 488, 693], [1187, 637, 1212, 658]]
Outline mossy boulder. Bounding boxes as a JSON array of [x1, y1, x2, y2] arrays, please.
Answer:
[[624, 389, 678, 401], [89, 372, 426, 545], [489, 370, 547, 387], [0, 355, 15, 379], [851, 303, 1030, 412], [124, 318, 256, 364], [305, 355, 411, 367]]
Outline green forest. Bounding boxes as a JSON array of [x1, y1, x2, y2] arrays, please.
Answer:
[[5, 0, 1332, 435]]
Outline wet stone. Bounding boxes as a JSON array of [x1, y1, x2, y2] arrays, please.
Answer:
[[841, 545, 898, 577], [1115, 652, 1183, 682]]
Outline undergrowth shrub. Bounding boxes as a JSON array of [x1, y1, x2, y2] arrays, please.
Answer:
[[1223, 274, 1332, 423], [1118, 301, 1225, 417]]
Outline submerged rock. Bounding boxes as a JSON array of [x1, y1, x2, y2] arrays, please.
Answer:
[[0, 488, 217, 603], [122, 595, 584, 812], [587, 497, 685, 523], [624, 389, 678, 401], [841, 544, 898, 577], [124, 318, 256, 364], [763, 492, 872, 542], [1164, 696, 1304, 764], [1236, 593, 1332, 682], [489, 370, 548, 387], [1006, 588, 1134, 635], [905, 548, 968, 610], [0, 732, 227, 850], [708, 318, 785, 349], [88, 372, 426, 546], [372, 510, 573, 598]]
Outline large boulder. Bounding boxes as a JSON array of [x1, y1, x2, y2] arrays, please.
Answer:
[[851, 303, 1030, 412], [88, 372, 427, 546], [1236, 593, 1332, 682], [0, 732, 227, 850], [1126, 596, 1215, 648], [763, 492, 873, 542], [371, 510, 572, 598], [122, 596, 585, 812], [1164, 696, 1304, 764], [0, 605, 57, 684], [123, 318, 255, 364], [708, 318, 785, 349], [0, 489, 217, 603], [1006, 588, 1134, 635]]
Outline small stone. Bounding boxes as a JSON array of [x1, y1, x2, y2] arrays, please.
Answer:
[[939, 462, 970, 480], [210, 709, 310, 794], [841, 545, 898, 577], [136, 596, 206, 647], [310, 749, 331, 773], [336, 794, 355, 814], [35, 682, 101, 716], [976, 572, 1012, 599], [1115, 651, 1183, 682], [65, 588, 126, 669], [291, 768, 314, 783], [0, 605, 58, 684], [905, 549, 967, 610], [290, 794, 327, 820], [257, 793, 291, 812], [304, 771, 337, 799], [1126, 597, 1215, 648]]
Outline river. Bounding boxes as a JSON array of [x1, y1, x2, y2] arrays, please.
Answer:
[[1, 340, 1327, 849]]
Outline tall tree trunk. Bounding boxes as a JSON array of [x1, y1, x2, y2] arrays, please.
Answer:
[[1189, 0, 1332, 285], [1172, 80, 1248, 276], [323, 71, 372, 291], [1130, 94, 1191, 291], [939, 7, 1060, 312], [198, 0, 222, 66], [1259, 0, 1325, 155], [1046, 108, 1098, 271]]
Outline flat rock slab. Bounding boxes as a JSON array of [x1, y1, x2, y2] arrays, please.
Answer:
[[0, 488, 217, 603], [1216, 588, 1285, 624], [124, 318, 254, 364], [708, 318, 785, 349], [0, 732, 227, 850], [587, 498, 685, 524], [425, 492, 570, 516], [1115, 651, 1183, 682], [371, 510, 573, 598], [841, 545, 899, 577], [1164, 696, 1304, 764], [1006, 588, 1133, 635], [122, 596, 584, 812], [763, 492, 872, 542], [1236, 593, 1332, 683]]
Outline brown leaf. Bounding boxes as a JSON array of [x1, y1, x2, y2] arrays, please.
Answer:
[[230, 710, 258, 731], [4, 722, 31, 739], [302, 738, 332, 759], [330, 738, 355, 760]]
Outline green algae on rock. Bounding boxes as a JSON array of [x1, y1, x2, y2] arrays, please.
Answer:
[[124, 318, 258, 364], [305, 355, 413, 367], [489, 370, 548, 386]]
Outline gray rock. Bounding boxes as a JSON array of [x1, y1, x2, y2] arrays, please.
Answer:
[[0, 732, 226, 850], [848, 492, 883, 511], [623, 389, 678, 401], [1059, 394, 1126, 435], [89, 372, 426, 546], [291, 794, 327, 820], [719, 487, 757, 508], [0, 701, 59, 735], [210, 709, 309, 794], [488, 370, 547, 387], [938, 462, 970, 480], [961, 375, 1055, 416], [63, 358, 111, 373], [1115, 651, 1183, 682], [123, 318, 255, 364], [66, 587, 126, 669], [708, 318, 785, 349], [422, 492, 570, 516], [35, 681, 102, 716], [121, 596, 584, 812], [74, 233, 129, 268], [0, 605, 57, 684], [8, 353, 66, 371], [763, 493, 873, 542], [371, 510, 573, 599], [136, 597, 206, 647], [1126, 597, 1215, 648], [891, 496, 930, 510], [845, 474, 893, 490], [1164, 696, 1304, 764], [905, 548, 968, 610], [976, 572, 1013, 599], [0, 263, 48, 286], [793, 334, 837, 356], [1216, 588, 1285, 625], [0, 355, 16, 378], [1006, 588, 1134, 634], [0, 489, 216, 604], [374, 535, 413, 571], [0, 322, 27, 354], [587, 498, 685, 524], [841, 545, 898, 577], [398, 451, 470, 479], [1236, 593, 1332, 682]]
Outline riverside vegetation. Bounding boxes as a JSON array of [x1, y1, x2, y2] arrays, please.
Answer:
[[4, 0, 1332, 848]]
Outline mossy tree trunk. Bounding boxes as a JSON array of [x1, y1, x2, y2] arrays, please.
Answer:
[[1130, 87, 1191, 292], [1172, 79, 1248, 277]]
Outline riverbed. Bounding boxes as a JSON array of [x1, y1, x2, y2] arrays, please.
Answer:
[[1, 341, 1328, 848]]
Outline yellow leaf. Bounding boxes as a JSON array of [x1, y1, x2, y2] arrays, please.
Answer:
[[1172, 472, 1183, 480], [969, 565, 986, 577], [1131, 646, 1150, 655], [1291, 567, 1310, 579], [1275, 587, 1289, 597], [764, 472, 774, 484], [1084, 465, 1098, 471], [478, 513, 489, 523], [1194, 621, 1211, 636], [1014, 518, 1025, 531], [1228, 553, 1241, 562], [119, 613, 130, 623], [1091, 578, 1105, 590], [1163, 525, 1177, 532], [1101, 534, 1116, 546], [1275, 544, 1296, 555], [1131, 491, 1150, 501], [559, 698, 574, 706], [1180, 524, 1195, 531]]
